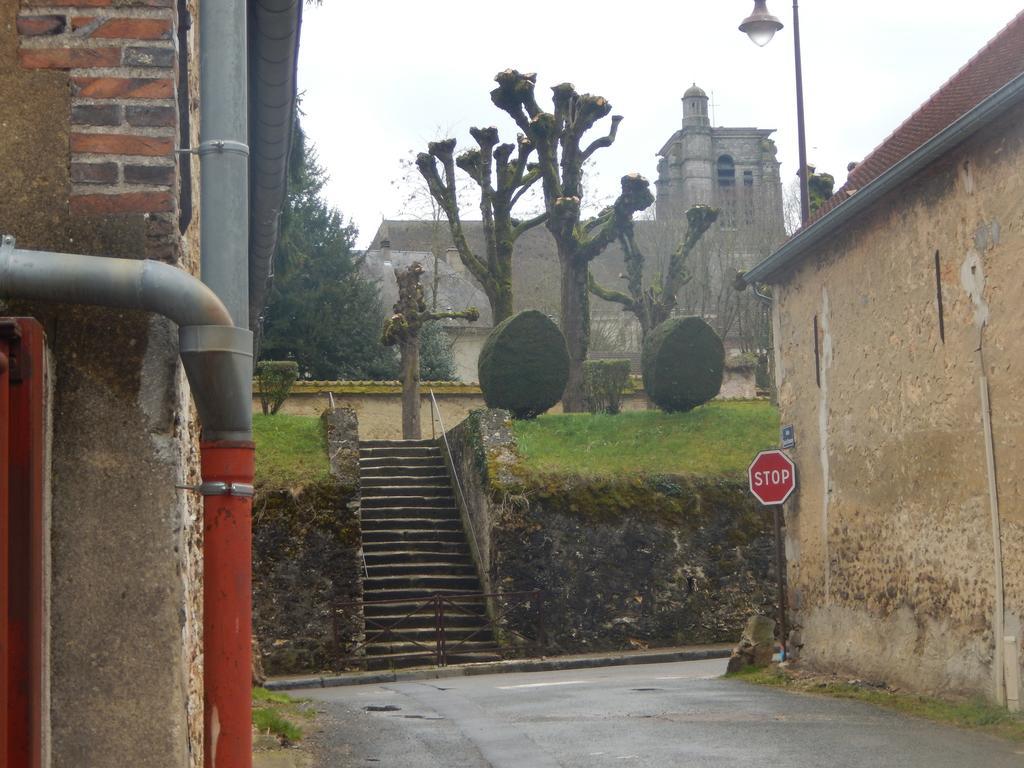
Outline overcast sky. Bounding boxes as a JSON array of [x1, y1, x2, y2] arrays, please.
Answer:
[[297, 2, 1023, 248]]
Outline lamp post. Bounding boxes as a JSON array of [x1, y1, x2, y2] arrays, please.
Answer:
[[740, 0, 810, 226]]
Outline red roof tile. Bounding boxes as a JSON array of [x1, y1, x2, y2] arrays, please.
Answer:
[[805, 10, 1024, 225]]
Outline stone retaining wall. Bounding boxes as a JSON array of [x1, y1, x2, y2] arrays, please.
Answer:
[[444, 409, 777, 653], [252, 408, 363, 675]]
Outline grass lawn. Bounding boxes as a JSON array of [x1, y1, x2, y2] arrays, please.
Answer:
[[512, 401, 779, 477], [253, 413, 330, 489]]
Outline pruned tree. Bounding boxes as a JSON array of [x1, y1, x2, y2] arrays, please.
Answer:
[[488, 70, 654, 411], [415, 126, 547, 323], [588, 205, 719, 341], [381, 263, 479, 439]]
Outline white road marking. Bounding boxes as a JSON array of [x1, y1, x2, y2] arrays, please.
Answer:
[[497, 680, 591, 690], [655, 674, 719, 681]]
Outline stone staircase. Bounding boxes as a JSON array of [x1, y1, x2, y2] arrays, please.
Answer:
[[358, 438, 500, 668]]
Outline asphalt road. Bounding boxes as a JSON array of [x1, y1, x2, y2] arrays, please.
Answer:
[[299, 659, 1024, 767]]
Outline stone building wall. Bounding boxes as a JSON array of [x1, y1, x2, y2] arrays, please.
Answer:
[[3, 1, 204, 764], [773, 100, 1024, 700]]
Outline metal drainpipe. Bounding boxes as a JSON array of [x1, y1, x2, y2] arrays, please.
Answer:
[[0, 237, 256, 766], [199, 0, 254, 764]]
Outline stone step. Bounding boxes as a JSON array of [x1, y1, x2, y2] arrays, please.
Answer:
[[363, 551, 473, 567], [362, 507, 460, 522], [361, 474, 450, 488], [362, 495, 454, 509], [360, 445, 442, 458], [359, 464, 447, 479], [365, 639, 498, 657], [364, 649, 505, 671], [362, 488, 454, 501], [364, 589, 483, 606], [365, 574, 481, 591], [362, 507, 458, 520], [362, 529, 466, 544], [363, 607, 486, 624], [368, 561, 479, 581], [364, 625, 493, 644], [366, 561, 477, 578], [360, 439, 438, 449], [361, 517, 463, 532], [362, 542, 470, 558], [359, 456, 446, 470]]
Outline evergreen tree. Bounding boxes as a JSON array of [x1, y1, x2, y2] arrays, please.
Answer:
[[260, 120, 398, 380], [419, 321, 459, 381]]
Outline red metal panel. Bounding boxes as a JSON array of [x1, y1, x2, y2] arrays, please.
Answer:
[[3, 318, 46, 768], [0, 333, 10, 763]]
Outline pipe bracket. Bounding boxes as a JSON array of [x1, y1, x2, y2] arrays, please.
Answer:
[[196, 140, 250, 157], [177, 481, 255, 497]]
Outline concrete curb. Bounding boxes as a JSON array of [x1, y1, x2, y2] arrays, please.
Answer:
[[265, 645, 733, 691]]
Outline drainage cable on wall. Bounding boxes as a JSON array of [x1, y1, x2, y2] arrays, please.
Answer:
[[977, 321, 1008, 707]]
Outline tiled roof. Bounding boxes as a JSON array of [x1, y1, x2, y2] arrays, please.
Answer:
[[807, 10, 1024, 225]]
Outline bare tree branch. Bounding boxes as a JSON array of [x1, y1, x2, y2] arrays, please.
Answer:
[[426, 307, 481, 323], [587, 270, 634, 309], [578, 174, 654, 262], [663, 205, 718, 299], [491, 70, 540, 133], [511, 211, 549, 239], [581, 114, 623, 163], [509, 167, 542, 208], [415, 147, 491, 288]]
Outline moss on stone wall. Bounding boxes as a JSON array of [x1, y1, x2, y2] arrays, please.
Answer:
[[492, 472, 774, 651]]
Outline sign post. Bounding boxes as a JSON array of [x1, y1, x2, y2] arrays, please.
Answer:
[[748, 450, 796, 655]]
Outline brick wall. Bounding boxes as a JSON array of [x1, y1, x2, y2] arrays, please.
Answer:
[[17, 0, 180, 236], [10, 1, 205, 764]]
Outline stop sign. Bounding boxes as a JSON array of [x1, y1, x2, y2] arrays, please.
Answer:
[[748, 450, 796, 505]]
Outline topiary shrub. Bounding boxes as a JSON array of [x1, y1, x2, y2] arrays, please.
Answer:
[[256, 360, 299, 415], [642, 317, 724, 412], [583, 359, 632, 414], [478, 310, 569, 419]]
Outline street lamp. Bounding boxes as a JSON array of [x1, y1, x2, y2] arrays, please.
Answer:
[[740, 0, 810, 225], [739, 0, 783, 46]]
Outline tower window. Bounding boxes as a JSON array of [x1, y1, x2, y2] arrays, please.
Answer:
[[743, 170, 754, 187], [717, 155, 735, 187]]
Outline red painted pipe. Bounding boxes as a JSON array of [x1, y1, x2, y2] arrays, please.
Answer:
[[201, 440, 255, 768]]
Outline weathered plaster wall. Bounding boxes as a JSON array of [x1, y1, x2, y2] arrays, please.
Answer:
[[444, 410, 776, 652], [774, 101, 1024, 700], [2, 1, 203, 764], [252, 409, 363, 675]]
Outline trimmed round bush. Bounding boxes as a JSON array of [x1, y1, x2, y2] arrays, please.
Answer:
[[642, 317, 724, 412], [478, 310, 569, 419]]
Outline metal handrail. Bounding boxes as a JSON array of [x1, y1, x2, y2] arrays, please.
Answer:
[[427, 387, 479, 552]]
